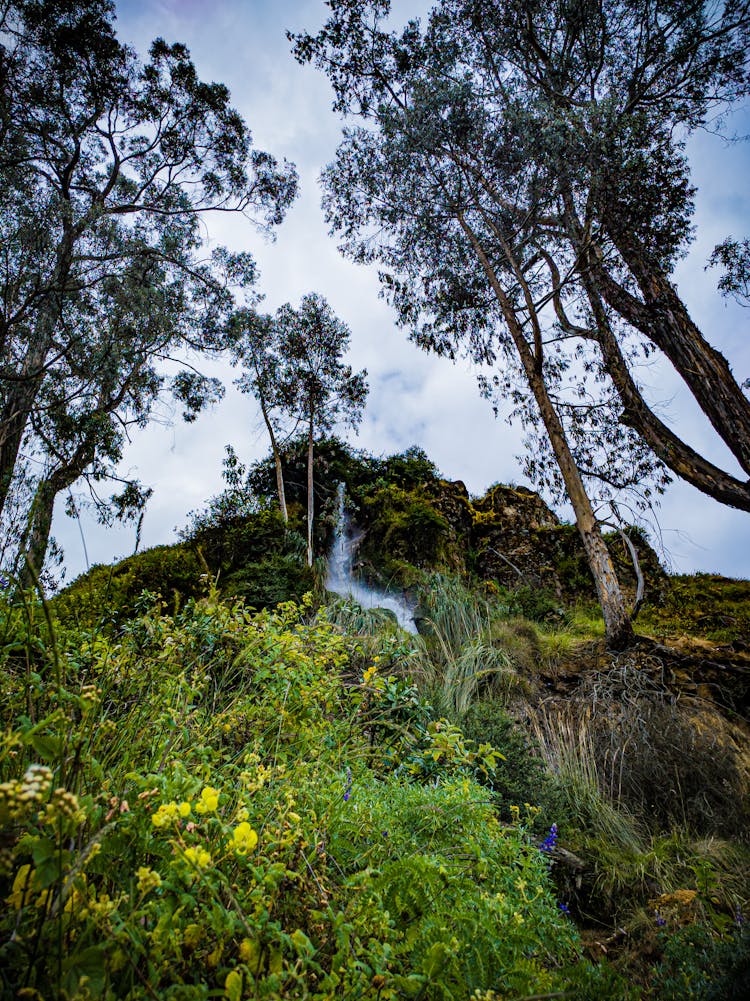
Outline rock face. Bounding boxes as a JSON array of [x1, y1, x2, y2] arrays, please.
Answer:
[[368, 477, 666, 605]]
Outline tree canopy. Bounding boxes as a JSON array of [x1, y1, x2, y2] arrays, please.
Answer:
[[0, 0, 298, 581], [291, 0, 750, 644]]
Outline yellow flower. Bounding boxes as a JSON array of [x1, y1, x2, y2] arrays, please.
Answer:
[[362, 664, 378, 684], [151, 801, 181, 827], [136, 866, 162, 894], [178, 802, 191, 817], [183, 846, 212, 869], [195, 786, 220, 814], [230, 822, 258, 856]]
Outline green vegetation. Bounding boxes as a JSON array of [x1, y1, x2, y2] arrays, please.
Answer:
[[2, 442, 749, 998], [1, 589, 632, 1000]]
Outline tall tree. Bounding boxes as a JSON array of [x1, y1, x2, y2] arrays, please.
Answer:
[[273, 294, 368, 567], [11, 255, 230, 585], [231, 309, 293, 523], [293, 3, 649, 645], [0, 0, 297, 534]]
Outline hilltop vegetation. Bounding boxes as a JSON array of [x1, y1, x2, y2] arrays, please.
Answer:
[[2, 442, 749, 999]]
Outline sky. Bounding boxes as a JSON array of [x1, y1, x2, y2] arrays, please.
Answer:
[[51, 0, 750, 583]]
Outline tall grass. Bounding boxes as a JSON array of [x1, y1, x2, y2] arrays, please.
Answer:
[[409, 574, 526, 716]]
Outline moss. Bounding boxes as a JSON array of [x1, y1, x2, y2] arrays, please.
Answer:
[[359, 483, 453, 576], [639, 573, 750, 643], [52, 543, 205, 627]]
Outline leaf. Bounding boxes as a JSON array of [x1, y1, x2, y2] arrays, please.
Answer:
[[29, 732, 61, 761], [62, 946, 105, 998], [422, 940, 450, 979], [224, 970, 242, 1001]]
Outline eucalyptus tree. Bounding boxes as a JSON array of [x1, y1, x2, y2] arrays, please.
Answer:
[[0, 0, 298, 529], [295, 0, 750, 515], [293, 3, 646, 645], [12, 255, 227, 586], [232, 309, 293, 523], [476, 0, 750, 499], [273, 294, 368, 567]]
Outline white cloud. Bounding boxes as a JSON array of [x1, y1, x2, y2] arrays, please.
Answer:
[[51, 0, 750, 582]]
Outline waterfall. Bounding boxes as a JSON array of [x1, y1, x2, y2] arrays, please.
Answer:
[[327, 482, 417, 633]]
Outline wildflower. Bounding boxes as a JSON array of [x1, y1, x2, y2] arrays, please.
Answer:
[[343, 767, 352, 803], [136, 866, 162, 894], [195, 786, 220, 814], [736, 907, 745, 926], [363, 664, 378, 684], [655, 912, 667, 927], [151, 802, 181, 827], [230, 821, 259, 856], [178, 801, 191, 817], [540, 823, 558, 852], [558, 902, 570, 915], [183, 846, 212, 869]]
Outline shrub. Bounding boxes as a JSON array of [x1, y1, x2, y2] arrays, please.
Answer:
[[0, 591, 633, 999]]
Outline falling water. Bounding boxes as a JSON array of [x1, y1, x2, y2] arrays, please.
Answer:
[[327, 482, 417, 633]]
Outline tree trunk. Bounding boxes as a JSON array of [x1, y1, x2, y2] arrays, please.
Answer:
[[17, 469, 75, 590], [458, 213, 633, 648], [0, 337, 51, 518], [582, 278, 750, 511], [306, 413, 314, 567], [598, 226, 750, 476], [0, 220, 77, 520], [257, 391, 288, 522], [274, 450, 288, 524]]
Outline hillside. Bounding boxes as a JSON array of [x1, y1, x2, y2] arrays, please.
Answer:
[[2, 442, 749, 999]]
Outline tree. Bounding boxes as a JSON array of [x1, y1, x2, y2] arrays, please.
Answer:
[[0, 0, 298, 554], [424, 0, 750, 508], [293, 2, 649, 645], [272, 294, 368, 566], [231, 309, 294, 523]]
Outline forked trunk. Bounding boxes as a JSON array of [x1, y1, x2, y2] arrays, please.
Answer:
[[458, 213, 633, 649], [601, 226, 750, 476]]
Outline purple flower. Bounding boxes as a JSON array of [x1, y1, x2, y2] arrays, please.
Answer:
[[735, 907, 745, 926], [343, 767, 352, 802], [558, 901, 570, 915], [540, 823, 558, 852], [655, 912, 667, 927]]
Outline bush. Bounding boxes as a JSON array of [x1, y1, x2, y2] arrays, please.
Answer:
[[461, 700, 554, 828], [0, 591, 634, 999]]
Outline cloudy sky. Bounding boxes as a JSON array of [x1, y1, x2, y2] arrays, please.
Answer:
[[52, 0, 750, 582]]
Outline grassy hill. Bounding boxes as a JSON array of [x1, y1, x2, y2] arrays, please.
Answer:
[[1, 441, 748, 999]]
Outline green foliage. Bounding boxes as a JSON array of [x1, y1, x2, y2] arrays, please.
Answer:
[[53, 510, 313, 629], [0, 588, 633, 1000], [639, 573, 750, 644], [461, 701, 553, 828], [652, 923, 750, 1000], [360, 483, 452, 576], [51, 544, 206, 627]]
